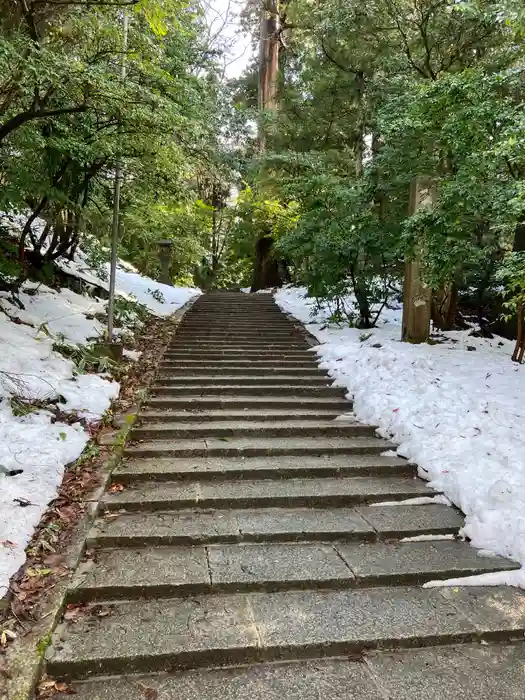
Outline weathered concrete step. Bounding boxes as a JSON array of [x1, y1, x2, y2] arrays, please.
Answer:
[[168, 344, 312, 352], [163, 354, 318, 363], [176, 324, 297, 331], [156, 366, 326, 376], [46, 586, 525, 679], [151, 385, 345, 397], [88, 504, 463, 548], [131, 420, 375, 440], [169, 333, 308, 342], [124, 436, 388, 458], [101, 476, 435, 512], [159, 360, 320, 368], [68, 541, 518, 602], [164, 350, 317, 357], [152, 376, 332, 387], [145, 396, 350, 410], [114, 454, 414, 483], [171, 331, 303, 337], [137, 409, 345, 423], [174, 329, 301, 335], [61, 643, 525, 700]]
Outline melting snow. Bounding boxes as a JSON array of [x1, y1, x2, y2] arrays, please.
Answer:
[[276, 286, 525, 586]]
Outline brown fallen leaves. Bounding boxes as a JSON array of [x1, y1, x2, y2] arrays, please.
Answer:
[[38, 676, 76, 697], [0, 628, 16, 647], [134, 681, 159, 700], [63, 603, 114, 624]]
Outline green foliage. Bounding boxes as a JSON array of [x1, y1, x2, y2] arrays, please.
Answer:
[[52, 342, 119, 374], [0, 0, 242, 284], [229, 185, 299, 260], [230, 0, 525, 338], [496, 252, 525, 319]]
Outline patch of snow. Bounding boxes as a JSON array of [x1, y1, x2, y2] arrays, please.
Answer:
[[123, 349, 142, 362], [333, 412, 356, 421], [0, 404, 88, 590], [58, 247, 200, 316], [422, 568, 525, 589], [59, 373, 120, 420], [381, 449, 398, 457], [400, 534, 457, 542], [0, 212, 200, 594], [477, 549, 501, 558], [369, 495, 452, 507], [275, 286, 525, 583], [0, 283, 105, 346]]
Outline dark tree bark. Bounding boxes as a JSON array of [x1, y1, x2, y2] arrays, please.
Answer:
[[250, 236, 282, 292], [431, 284, 457, 331]]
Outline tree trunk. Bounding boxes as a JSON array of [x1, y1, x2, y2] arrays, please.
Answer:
[[258, 0, 279, 150], [251, 0, 281, 291], [251, 236, 281, 292], [512, 220, 525, 252], [402, 177, 435, 343], [431, 283, 457, 331], [512, 304, 525, 363]]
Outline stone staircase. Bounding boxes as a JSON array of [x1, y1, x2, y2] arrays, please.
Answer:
[[47, 292, 525, 699]]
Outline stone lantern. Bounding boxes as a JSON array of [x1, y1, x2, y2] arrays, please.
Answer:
[[158, 239, 173, 286]]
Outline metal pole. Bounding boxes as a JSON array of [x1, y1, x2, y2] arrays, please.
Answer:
[[107, 9, 129, 342]]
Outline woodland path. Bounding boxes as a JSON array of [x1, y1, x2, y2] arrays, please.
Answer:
[[46, 291, 525, 699]]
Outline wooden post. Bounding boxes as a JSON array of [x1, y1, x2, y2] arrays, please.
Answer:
[[402, 176, 435, 343]]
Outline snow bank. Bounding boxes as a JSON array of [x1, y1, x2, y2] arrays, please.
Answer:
[[275, 286, 525, 582], [0, 289, 118, 591], [58, 248, 200, 316], [0, 215, 200, 593]]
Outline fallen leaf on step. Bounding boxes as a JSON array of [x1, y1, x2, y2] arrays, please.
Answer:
[[38, 676, 76, 697], [135, 682, 158, 700], [348, 650, 365, 663], [1, 629, 16, 647], [109, 483, 124, 493], [63, 603, 86, 622]]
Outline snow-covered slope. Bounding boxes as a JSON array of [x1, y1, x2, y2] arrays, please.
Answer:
[[276, 287, 525, 585], [0, 240, 200, 593]]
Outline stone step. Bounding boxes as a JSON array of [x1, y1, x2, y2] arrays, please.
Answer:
[[174, 330, 304, 337], [174, 328, 301, 335], [124, 436, 388, 458], [163, 353, 318, 361], [136, 409, 346, 423], [46, 585, 525, 680], [164, 348, 317, 355], [114, 454, 414, 483], [176, 324, 297, 330], [151, 385, 345, 397], [159, 360, 320, 368], [131, 420, 375, 440], [87, 504, 463, 548], [168, 344, 312, 351], [156, 368, 327, 377], [100, 475, 434, 512], [152, 376, 332, 387], [68, 540, 519, 602], [169, 338, 309, 344], [145, 396, 350, 410], [59, 643, 525, 700]]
